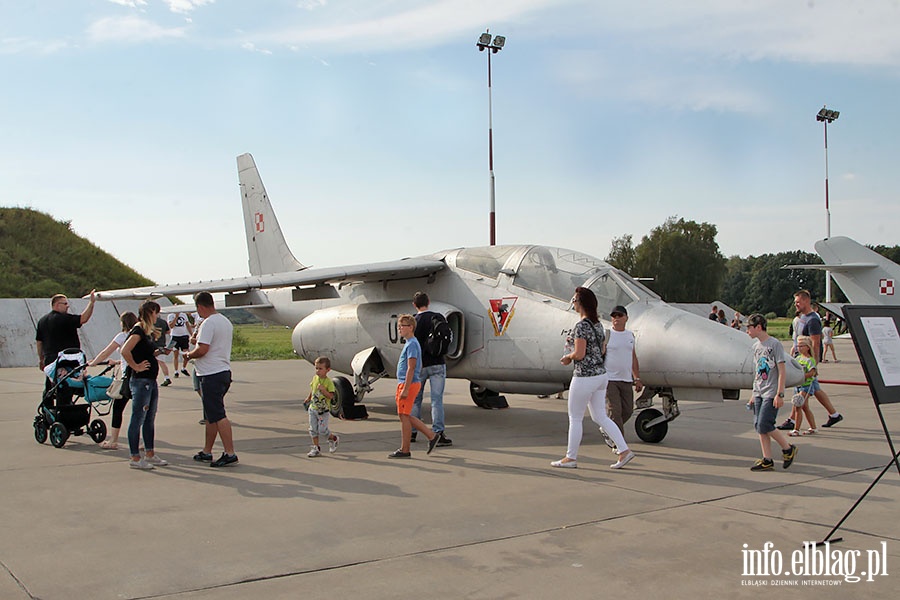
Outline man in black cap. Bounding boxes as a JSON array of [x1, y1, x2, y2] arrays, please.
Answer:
[[604, 305, 642, 436]]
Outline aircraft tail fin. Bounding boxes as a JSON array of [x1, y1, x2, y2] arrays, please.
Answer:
[[237, 153, 306, 276], [814, 236, 899, 305]]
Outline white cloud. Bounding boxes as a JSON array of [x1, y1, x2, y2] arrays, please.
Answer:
[[263, 0, 558, 52], [585, 0, 900, 68], [87, 16, 186, 43], [107, 0, 148, 7], [162, 0, 216, 15], [251, 0, 900, 69], [297, 0, 327, 10], [241, 42, 272, 55]]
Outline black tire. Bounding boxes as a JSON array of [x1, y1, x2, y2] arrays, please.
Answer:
[[634, 408, 668, 443], [89, 419, 107, 444], [331, 376, 355, 418], [469, 382, 498, 408], [49, 422, 69, 448], [34, 418, 48, 444]]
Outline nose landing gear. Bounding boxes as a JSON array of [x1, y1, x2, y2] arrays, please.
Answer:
[[634, 388, 679, 443]]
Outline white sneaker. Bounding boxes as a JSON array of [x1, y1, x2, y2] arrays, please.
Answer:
[[145, 454, 168, 466], [550, 459, 577, 468], [328, 435, 340, 453], [610, 451, 635, 469], [129, 458, 154, 470], [307, 445, 321, 457]]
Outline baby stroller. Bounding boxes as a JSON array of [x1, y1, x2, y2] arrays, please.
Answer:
[[34, 348, 115, 448]]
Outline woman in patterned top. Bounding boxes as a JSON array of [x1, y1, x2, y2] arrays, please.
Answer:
[[551, 287, 636, 470]]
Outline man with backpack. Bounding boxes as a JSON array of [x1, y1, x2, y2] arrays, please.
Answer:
[[411, 291, 452, 447]]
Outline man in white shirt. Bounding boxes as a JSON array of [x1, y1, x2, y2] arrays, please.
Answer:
[[605, 305, 643, 436], [184, 292, 238, 467]]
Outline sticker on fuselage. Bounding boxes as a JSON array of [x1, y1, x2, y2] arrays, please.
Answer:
[[489, 297, 517, 336]]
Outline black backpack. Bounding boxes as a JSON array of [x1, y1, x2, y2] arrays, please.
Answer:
[[424, 313, 452, 357]]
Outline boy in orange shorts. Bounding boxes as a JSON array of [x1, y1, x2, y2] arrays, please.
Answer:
[[389, 314, 439, 458]]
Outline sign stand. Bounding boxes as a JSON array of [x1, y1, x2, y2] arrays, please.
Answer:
[[820, 305, 900, 544]]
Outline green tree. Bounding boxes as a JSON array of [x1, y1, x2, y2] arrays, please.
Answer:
[[633, 216, 725, 302], [739, 250, 841, 317], [606, 234, 636, 273], [720, 255, 754, 314], [871, 244, 900, 264]]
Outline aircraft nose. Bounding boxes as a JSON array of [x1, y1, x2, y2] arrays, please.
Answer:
[[629, 304, 804, 391]]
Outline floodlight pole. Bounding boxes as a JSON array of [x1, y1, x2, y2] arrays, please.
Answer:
[[477, 31, 505, 246], [817, 105, 840, 302]]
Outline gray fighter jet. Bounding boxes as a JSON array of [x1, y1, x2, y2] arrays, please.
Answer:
[[96, 154, 803, 443]]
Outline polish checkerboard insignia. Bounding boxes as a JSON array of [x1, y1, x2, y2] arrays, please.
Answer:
[[880, 278, 894, 296], [254, 211, 265, 233]]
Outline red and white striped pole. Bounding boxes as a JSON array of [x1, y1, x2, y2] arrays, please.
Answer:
[[477, 31, 505, 246]]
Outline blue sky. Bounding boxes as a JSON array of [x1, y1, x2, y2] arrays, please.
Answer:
[[2, 0, 899, 285]]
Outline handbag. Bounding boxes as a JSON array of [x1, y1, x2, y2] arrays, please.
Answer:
[[106, 363, 123, 399], [106, 363, 133, 400]]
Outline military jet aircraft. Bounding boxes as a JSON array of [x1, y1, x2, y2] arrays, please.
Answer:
[[788, 236, 899, 315], [96, 154, 803, 443]]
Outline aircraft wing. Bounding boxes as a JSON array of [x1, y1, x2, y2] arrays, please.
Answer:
[[785, 262, 877, 273], [93, 257, 446, 300]]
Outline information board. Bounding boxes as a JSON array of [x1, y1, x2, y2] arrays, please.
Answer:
[[842, 305, 900, 405]]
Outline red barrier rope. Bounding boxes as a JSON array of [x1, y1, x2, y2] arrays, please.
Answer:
[[819, 379, 868, 387]]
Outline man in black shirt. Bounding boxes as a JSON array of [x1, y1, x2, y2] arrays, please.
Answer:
[[36, 291, 96, 370], [35, 291, 96, 405]]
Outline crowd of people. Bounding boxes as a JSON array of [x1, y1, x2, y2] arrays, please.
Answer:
[[35, 287, 846, 473], [36, 291, 237, 470]]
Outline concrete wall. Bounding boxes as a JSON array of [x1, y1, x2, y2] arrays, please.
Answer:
[[0, 298, 169, 368]]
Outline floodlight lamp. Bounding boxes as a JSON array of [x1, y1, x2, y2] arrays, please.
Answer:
[[816, 107, 840, 123], [493, 35, 506, 48], [479, 32, 492, 45]]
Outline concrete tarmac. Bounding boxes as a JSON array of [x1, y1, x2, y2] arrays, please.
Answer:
[[1, 337, 897, 599]]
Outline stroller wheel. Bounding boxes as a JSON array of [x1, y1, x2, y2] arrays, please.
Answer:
[[49, 422, 69, 448], [89, 419, 107, 444], [34, 417, 48, 444]]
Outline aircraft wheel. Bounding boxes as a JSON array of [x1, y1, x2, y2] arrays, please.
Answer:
[[469, 383, 498, 408], [89, 419, 107, 444], [49, 422, 69, 448], [635, 408, 668, 443], [34, 418, 48, 444], [331, 376, 354, 418]]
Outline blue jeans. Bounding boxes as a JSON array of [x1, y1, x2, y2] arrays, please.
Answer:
[[128, 378, 159, 457], [411, 364, 446, 433]]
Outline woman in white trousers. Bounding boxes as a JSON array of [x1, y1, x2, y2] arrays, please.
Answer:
[[551, 286, 635, 470]]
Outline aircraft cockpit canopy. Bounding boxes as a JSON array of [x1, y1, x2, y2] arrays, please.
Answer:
[[454, 246, 518, 279], [514, 246, 605, 301], [453, 245, 659, 317]]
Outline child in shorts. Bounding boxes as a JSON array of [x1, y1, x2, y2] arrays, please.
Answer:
[[787, 336, 819, 436], [305, 357, 339, 457], [745, 313, 798, 471], [388, 314, 439, 458]]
